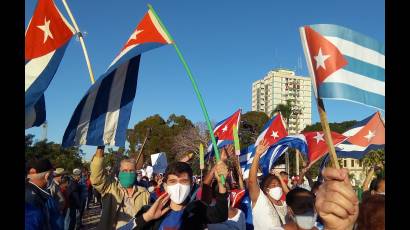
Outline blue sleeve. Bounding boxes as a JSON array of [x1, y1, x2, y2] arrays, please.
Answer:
[[25, 203, 44, 230]]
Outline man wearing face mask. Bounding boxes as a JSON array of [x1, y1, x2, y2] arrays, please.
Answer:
[[249, 139, 288, 229], [282, 187, 319, 230], [90, 146, 150, 229], [120, 161, 229, 230], [26, 158, 63, 230]]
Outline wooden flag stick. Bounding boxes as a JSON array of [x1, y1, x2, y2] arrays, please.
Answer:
[[317, 99, 340, 169], [61, 0, 96, 84], [147, 4, 225, 184], [135, 128, 151, 169]]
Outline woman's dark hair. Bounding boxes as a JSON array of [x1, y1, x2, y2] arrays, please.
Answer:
[[164, 162, 193, 182], [260, 174, 280, 190], [149, 180, 158, 187], [356, 194, 385, 230]]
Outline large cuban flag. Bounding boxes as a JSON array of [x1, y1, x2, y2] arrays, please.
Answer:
[[335, 111, 385, 159], [62, 9, 172, 147], [25, 0, 75, 128], [300, 24, 385, 111], [205, 109, 241, 159]]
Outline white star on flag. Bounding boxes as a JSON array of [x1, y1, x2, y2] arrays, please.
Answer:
[[271, 131, 279, 139], [37, 18, 54, 43], [314, 48, 331, 70], [364, 130, 376, 142], [313, 132, 325, 144], [222, 125, 228, 132], [128, 29, 144, 42]]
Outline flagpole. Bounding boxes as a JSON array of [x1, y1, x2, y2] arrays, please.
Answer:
[[147, 4, 225, 184], [61, 0, 96, 84], [317, 98, 340, 169]]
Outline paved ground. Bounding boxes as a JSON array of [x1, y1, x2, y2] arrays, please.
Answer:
[[81, 202, 102, 230]]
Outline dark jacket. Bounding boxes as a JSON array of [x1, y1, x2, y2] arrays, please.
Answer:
[[25, 181, 63, 230], [67, 179, 82, 209], [132, 192, 228, 230]]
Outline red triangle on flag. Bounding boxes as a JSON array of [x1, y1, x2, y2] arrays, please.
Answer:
[[214, 110, 241, 141], [303, 131, 347, 165], [25, 0, 74, 60], [120, 10, 171, 53], [347, 112, 385, 147], [304, 26, 348, 88], [262, 113, 288, 146]]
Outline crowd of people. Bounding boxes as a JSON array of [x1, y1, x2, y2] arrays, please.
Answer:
[[25, 142, 385, 230]]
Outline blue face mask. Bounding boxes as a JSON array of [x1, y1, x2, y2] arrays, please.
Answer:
[[118, 172, 136, 188]]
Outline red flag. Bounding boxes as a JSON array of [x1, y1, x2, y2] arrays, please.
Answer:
[[345, 111, 385, 147], [255, 113, 288, 147]]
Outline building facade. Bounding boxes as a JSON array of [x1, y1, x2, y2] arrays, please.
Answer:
[[339, 158, 366, 186], [252, 68, 312, 134]]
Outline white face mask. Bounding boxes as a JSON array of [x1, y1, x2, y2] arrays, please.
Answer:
[[148, 186, 155, 193], [294, 212, 317, 229], [268, 187, 283, 200], [166, 183, 191, 204]]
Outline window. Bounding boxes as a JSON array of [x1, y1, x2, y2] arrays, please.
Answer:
[[351, 160, 355, 167], [344, 160, 347, 167], [359, 160, 363, 167]]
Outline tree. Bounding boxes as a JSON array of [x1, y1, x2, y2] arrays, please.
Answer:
[[303, 120, 357, 134], [239, 111, 269, 148], [362, 149, 384, 173], [272, 99, 293, 128], [25, 134, 85, 172]]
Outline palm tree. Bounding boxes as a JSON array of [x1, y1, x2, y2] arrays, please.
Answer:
[[272, 99, 293, 174]]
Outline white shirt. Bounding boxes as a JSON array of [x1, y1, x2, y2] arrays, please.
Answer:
[[145, 166, 153, 179], [251, 188, 287, 229], [207, 209, 246, 230]]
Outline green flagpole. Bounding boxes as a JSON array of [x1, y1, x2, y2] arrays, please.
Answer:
[[147, 4, 225, 184]]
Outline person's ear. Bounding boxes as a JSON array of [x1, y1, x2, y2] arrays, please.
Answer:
[[28, 168, 37, 175]]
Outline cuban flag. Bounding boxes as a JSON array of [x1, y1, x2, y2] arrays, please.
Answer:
[[25, 95, 46, 129], [303, 131, 347, 166], [205, 109, 241, 159], [62, 9, 172, 147], [300, 24, 385, 111], [335, 111, 385, 159], [25, 0, 75, 128], [240, 113, 288, 178]]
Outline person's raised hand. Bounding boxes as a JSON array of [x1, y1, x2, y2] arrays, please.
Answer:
[[142, 192, 171, 222], [225, 144, 235, 157], [315, 167, 359, 230], [255, 139, 270, 157], [214, 161, 229, 184]]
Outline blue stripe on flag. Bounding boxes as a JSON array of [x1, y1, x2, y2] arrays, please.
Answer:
[[62, 94, 89, 147], [114, 56, 141, 145], [25, 43, 69, 110], [85, 68, 116, 145], [343, 55, 385, 82], [319, 82, 385, 110], [310, 24, 385, 54], [336, 144, 384, 159]]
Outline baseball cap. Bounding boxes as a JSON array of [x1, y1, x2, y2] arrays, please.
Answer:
[[73, 168, 81, 176], [27, 158, 53, 174], [54, 168, 65, 176]]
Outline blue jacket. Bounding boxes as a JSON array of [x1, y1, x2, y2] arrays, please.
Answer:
[[25, 181, 64, 230]]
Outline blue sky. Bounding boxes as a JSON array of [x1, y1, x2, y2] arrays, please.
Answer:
[[25, 0, 385, 160]]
